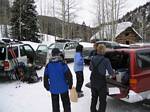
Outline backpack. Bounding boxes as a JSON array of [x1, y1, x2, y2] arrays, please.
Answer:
[[91, 57, 106, 89], [27, 65, 42, 83]]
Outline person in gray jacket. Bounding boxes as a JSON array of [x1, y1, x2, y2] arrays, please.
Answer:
[[89, 44, 114, 112]]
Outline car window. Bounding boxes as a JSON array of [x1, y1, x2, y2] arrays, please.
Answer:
[[8, 46, 19, 59], [111, 42, 120, 48], [48, 43, 64, 50], [65, 43, 78, 50], [105, 43, 111, 48], [20, 46, 26, 56], [0, 47, 6, 60], [137, 51, 150, 69], [23, 44, 34, 52], [72, 43, 78, 49], [37, 45, 47, 52], [64, 44, 70, 49]]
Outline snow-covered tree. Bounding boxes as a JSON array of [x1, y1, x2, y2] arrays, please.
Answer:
[[10, 0, 40, 42]]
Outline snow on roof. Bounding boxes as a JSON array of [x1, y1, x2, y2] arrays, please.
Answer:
[[115, 22, 132, 37], [131, 27, 143, 39], [90, 22, 136, 40]]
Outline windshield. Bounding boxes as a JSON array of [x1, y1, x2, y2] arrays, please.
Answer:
[[0, 47, 6, 60], [48, 43, 65, 50]]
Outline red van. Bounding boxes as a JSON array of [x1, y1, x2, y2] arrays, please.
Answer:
[[105, 47, 150, 103]]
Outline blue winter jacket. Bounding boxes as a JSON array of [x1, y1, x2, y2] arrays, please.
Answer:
[[74, 52, 84, 72], [44, 58, 69, 94]]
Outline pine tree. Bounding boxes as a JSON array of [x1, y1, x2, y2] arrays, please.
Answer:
[[10, 0, 40, 42]]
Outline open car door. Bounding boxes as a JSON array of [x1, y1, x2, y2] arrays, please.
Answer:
[[35, 44, 49, 68]]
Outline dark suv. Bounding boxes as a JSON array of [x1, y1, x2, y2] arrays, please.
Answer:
[[0, 38, 35, 79]]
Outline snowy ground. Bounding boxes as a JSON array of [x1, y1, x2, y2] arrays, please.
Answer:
[[0, 63, 92, 112], [0, 63, 150, 112]]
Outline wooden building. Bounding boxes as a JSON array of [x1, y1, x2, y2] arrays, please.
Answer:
[[90, 22, 143, 44], [114, 27, 143, 45]]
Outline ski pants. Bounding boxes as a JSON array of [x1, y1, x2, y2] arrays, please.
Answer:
[[51, 91, 71, 112], [75, 71, 84, 92]]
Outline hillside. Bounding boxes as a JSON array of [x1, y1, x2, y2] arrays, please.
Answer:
[[38, 16, 95, 41], [119, 2, 150, 42], [0, 0, 95, 42]]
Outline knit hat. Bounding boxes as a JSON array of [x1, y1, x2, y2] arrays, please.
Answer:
[[51, 48, 61, 56]]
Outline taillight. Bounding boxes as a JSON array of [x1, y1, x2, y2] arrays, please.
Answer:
[[130, 79, 138, 91], [3, 61, 9, 69], [130, 79, 137, 84]]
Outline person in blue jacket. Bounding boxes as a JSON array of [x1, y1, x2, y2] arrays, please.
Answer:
[[74, 44, 84, 98], [44, 48, 73, 112]]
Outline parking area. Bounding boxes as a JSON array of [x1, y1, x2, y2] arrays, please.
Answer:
[[0, 63, 150, 112]]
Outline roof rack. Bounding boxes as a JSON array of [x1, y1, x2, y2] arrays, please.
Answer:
[[0, 38, 22, 44], [56, 39, 78, 43]]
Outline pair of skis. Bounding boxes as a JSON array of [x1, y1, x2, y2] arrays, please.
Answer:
[[8, 47, 22, 88]]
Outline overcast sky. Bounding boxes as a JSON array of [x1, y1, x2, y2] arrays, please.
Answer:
[[35, 0, 150, 26]]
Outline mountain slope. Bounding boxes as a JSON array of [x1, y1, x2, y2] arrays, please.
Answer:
[[119, 2, 150, 42]]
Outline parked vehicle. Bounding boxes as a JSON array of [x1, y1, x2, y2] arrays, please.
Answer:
[[83, 41, 129, 65], [0, 38, 36, 79], [96, 41, 129, 49], [48, 41, 79, 60], [35, 40, 79, 67], [97, 47, 150, 103], [35, 44, 49, 68]]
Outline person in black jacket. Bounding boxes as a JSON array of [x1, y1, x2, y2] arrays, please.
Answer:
[[89, 43, 98, 59], [89, 44, 114, 112], [44, 48, 73, 112]]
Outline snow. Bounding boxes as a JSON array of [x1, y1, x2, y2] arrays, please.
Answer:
[[0, 63, 92, 112], [90, 22, 133, 41], [115, 22, 132, 37], [0, 36, 94, 112]]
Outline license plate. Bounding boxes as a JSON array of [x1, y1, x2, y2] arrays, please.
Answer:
[[108, 87, 120, 95]]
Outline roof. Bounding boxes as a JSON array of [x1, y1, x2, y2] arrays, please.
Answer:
[[90, 22, 143, 40], [115, 22, 132, 37]]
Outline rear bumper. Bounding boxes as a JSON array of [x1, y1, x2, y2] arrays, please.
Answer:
[[121, 90, 150, 103], [121, 90, 143, 103]]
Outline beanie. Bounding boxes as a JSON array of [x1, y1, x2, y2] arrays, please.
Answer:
[[51, 48, 60, 56]]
